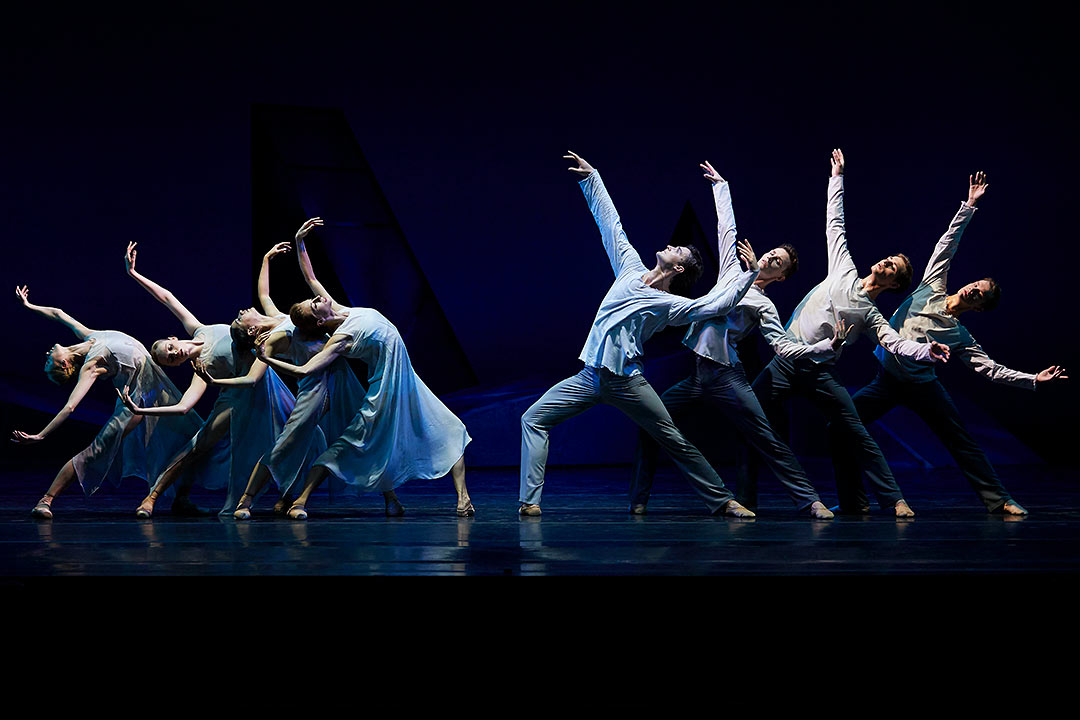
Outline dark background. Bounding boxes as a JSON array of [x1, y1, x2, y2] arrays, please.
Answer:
[[2, 2, 1074, 470]]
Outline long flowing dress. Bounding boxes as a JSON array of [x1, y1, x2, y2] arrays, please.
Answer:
[[70, 331, 204, 495], [257, 316, 362, 497], [173, 324, 306, 513], [315, 308, 471, 492]]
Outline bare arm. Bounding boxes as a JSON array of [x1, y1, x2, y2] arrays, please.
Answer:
[[11, 361, 108, 443], [258, 242, 291, 317], [120, 374, 208, 415], [124, 242, 202, 336], [15, 285, 94, 340], [258, 334, 348, 378], [191, 330, 288, 387], [294, 217, 346, 312]]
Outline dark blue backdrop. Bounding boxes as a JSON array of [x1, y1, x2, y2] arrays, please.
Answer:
[[2, 3, 1074, 469]]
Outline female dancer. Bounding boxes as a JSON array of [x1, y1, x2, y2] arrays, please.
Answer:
[[221, 219, 410, 519], [120, 241, 301, 517], [257, 221, 473, 519], [12, 285, 204, 518]]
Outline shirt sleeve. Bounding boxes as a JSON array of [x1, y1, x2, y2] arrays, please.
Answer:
[[757, 299, 836, 361], [579, 171, 647, 278], [955, 342, 1038, 390], [711, 180, 742, 285], [826, 175, 857, 278], [863, 305, 936, 362], [921, 201, 977, 289], [667, 267, 759, 326]]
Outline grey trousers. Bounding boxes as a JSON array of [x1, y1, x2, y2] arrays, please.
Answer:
[[520, 366, 735, 512], [632, 357, 821, 511]]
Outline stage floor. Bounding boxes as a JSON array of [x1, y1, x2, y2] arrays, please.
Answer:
[[2, 465, 1078, 576]]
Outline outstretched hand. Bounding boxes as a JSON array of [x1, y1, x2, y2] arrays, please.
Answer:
[[191, 359, 215, 383], [737, 238, 758, 271], [700, 160, 725, 185], [125, 242, 138, 275], [11, 430, 44, 444], [117, 385, 140, 413], [929, 341, 950, 363], [831, 318, 850, 351], [967, 171, 989, 207], [564, 150, 595, 177], [830, 148, 845, 177], [295, 217, 324, 241], [264, 242, 291, 261], [15, 285, 30, 307], [1036, 365, 1068, 386]]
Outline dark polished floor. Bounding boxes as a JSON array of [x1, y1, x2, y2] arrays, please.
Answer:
[[2, 464, 1078, 576]]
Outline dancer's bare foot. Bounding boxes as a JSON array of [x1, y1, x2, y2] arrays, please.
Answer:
[[518, 503, 542, 516], [135, 495, 156, 519], [286, 503, 308, 520], [233, 493, 254, 521], [456, 495, 475, 517], [31, 495, 54, 520], [894, 499, 915, 518], [1002, 501, 1028, 516], [809, 501, 835, 520], [719, 499, 756, 518]]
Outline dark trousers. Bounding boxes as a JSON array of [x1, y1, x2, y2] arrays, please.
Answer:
[[830, 371, 1012, 511], [631, 356, 821, 511], [738, 355, 905, 511]]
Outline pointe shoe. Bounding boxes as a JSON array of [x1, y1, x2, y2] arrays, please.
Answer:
[[809, 501, 835, 520], [31, 497, 53, 520], [894, 499, 915, 518], [385, 499, 406, 517], [719, 500, 756, 518], [456, 500, 475, 517], [135, 499, 155, 519], [518, 503, 542, 516], [1001, 501, 1028, 516], [287, 503, 308, 520]]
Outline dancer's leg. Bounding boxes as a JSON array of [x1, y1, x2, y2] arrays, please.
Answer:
[[136, 408, 231, 518], [449, 455, 473, 516], [629, 372, 703, 510], [519, 368, 602, 508], [284, 465, 333, 520], [827, 372, 897, 513], [735, 356, 794, 509]]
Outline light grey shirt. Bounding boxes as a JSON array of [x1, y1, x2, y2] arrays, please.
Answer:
[[577, 171, 759, 377], [786, 175, 937, 365], [683, 180, 835, 366], [876, 202, 1037, 389]]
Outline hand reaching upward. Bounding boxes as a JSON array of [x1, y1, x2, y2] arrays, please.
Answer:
[[125, 242, 138, 275], [830, 148, 845, 177], [564, 150, 595, 177], [295, 217, 324, 241], [15, 284, 30, 307], [737, 238, 757, 271], [967, 171, 989, 207], [700, 160, 726, 185], [264, 242, 291, 261]]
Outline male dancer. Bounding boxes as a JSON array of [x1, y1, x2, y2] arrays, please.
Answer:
[[518, 151, 761, 517], [830, 171, 1067, 515], [631, 160, 846, 519], [739, 149, 949, 517]]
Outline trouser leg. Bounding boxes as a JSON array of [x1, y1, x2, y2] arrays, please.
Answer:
[[718, 365, 820, 511], [604, 373, 733, 513], [629, 373, 702, 508], [905, 380, 1012, 511], [807, 367, 903, 509], [828, 372, 898, 511], [519, 368, 601, 505], [736, 357, 794, 509]]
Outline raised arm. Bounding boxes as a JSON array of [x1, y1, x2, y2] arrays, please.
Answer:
[[294, 217, 347, 313], [921, 172, 986, 288], [567, 151, 646, 277], [120, 374, 208, 416], [258, 333, 348, 379], [15, 285, 94, 339], [667, 240, 759, 326], [826, 149, 857, 277], [124, 242, 202, 336], [258, 242, 291, 317], [11, 360, 109, 443], [701, 161, 741, 283], [865, 306, 950, 363]]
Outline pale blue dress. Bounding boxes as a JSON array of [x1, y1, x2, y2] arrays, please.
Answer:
[[176, 324, 304, 513], [257, 317, 361, 496], [315, 308, 471, 492], [70, 331, 204, 495]]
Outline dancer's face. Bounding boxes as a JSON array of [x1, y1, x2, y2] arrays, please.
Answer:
[[235, 307, 261, 334], [871, 255, 908, 288], [758, 247, 792, 281], [307, 295, 333, 325], [656, 245, 691, 271], [152, 337, 194, 367], [957, 279, 994, 309]]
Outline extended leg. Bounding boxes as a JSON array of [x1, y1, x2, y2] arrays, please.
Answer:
[[137, 408, 231, 518], [629, 373, 702, 511], [450, 455, 473, 516], [736, 356, 794, 510], [827, 372, 898, 513]]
